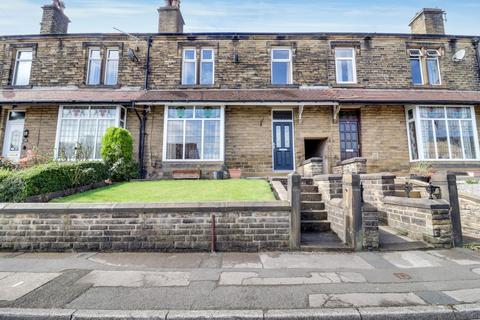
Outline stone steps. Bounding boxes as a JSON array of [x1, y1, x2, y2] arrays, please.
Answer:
[[301, 192, 322, 201], [301, 210, 328, 221], [301, 201, 325, 211], [301, 185, 318, 193], [301, 220, 331, 232]]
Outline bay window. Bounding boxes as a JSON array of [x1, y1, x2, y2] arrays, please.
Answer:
[[164, 106, 224, 161], [406, 106, 480, 161], [13, 49, 33, 86], [55, 106, 126, 161]]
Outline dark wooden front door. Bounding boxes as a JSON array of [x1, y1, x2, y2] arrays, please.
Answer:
[[339, 110, 361, 161], [273, 122, 294, 171]]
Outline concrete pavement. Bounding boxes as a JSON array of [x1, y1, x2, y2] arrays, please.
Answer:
[[0, 249, 479, 318]]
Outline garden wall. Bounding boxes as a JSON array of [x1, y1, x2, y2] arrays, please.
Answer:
[[0, 202, 290, 252], [459, 194, 480, 237]]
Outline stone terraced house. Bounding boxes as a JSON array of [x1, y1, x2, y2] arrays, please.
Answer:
[[1, 0, 480, 179]]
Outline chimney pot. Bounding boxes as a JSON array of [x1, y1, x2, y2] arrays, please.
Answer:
[[409, 8, 446, 35], [40, 0, 70, 34]]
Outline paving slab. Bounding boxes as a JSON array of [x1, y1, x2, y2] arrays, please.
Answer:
[[358, 305, 454, 320], [260, 252, 374, 270], [381, 251, 444, 269], [264, 308, 361, 320], [221, 253, 263, 269], [415, 291, 460, 305], [77, 270, 191, 287], [309, 293, 426, 308], [167, 310, 264, 320], [443, 288, 480, 303], [72, 309, 168, 320], [219, 272, 366, 286], [428, 249, 480, 266], [473, 267, 480, 275], [88, 253, 207, 269], [0, 308, 74, 320], [0, 272, 61, 301]]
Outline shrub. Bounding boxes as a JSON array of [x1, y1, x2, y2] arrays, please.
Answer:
[[0, 157, 16, 170], [101, 127, 138, 181], [0, 169, 13, 183], [0, 162, 108, 203]]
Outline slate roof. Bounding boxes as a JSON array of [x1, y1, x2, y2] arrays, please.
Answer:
[[1, 88, 480, 105]]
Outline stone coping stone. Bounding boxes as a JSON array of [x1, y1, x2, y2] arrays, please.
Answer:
[[338, 157, 367, 166], [358, 305, 454, 320], [360, 172, 396, 180], [459, 192, 480, 204], [313, 174, 343, 182], [0, 201, 291, 214], [383, 196, 450, 209], [303, 157, 323, 165], [271, 180, 288, 201], [329, 198, 343, 208]]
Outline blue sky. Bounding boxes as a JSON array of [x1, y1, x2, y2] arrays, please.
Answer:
[[0, 0, 479, 35]]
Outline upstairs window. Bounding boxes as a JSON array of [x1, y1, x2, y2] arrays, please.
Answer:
[[426, 49, 441, 85], [87, 48, 120, 86], [271, 48, 292, 85], [105, 49, 120, 85], [87, 48, 102, 85], [335, 48, 357, 84], [409, 49, 424, 85], [408, 48, 441, 85], [406, 106, 480, 161], [182, 48, 215, 85], [12, 49, 33, 86]]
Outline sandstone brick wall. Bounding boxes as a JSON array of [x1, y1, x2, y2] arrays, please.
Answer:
[[382, 197, 452, 248], [325, 198, 345, 242], [0, 202, 291, 252], [0, 34, 478, 90], [459, 195, 480, 237], [23, 105, 58, 158], [360, 106, 411, 174]]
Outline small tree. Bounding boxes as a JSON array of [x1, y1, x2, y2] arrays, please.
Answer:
[[101, 127, 138, 181]]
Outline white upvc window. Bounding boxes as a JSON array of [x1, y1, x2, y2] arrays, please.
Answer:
[[104, 48, 120, 85], [335, 47, 357, 84], [200, 48, 215, 85], [426, 49, 441, 85], [12, 49, 33, 86], [55, 105, 126, 161], [163, 106, 225, 162], [182, 48, 197, 85], [271, 48, 292, 85], [406, 106, 480, 161], [87, 48, 102, 85], [409, 49, 424, 85]]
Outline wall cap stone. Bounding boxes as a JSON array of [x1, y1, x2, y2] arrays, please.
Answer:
[[383, 196, 450, 209], [303, 157, 323, 165], [0, 201, 291, 214], [329, 198, 343, 208], [338, 157, 367, 166], [360, 173, 396, 180], [313, 174, 343, 181]]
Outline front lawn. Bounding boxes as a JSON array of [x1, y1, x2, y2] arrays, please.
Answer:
[[52, 179, 276, 203]]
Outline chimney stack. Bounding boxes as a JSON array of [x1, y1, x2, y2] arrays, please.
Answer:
[[409, 8, 446, 35], [40, 0, 70, 34], [158, 0, 185, 33]]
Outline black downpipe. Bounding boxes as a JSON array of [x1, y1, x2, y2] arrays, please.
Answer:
[[134, 103, 148, 179], [135, 36, 153, 179], [145, 36, 153, 90]]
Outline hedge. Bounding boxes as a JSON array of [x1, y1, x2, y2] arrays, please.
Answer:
[[0, 162, 108, 203]]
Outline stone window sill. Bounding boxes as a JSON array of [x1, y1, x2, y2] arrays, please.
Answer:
[[80, 84, 122, 89]]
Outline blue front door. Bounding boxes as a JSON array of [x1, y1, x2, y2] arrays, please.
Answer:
[[273, 122, 294, 171]]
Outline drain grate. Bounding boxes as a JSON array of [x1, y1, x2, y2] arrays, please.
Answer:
[[393, 272, 412, 280]]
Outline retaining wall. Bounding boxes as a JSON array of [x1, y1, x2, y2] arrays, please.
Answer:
[[0, 202, 291, 252]]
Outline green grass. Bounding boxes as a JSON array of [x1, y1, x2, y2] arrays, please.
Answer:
[[52, 179, 276, 203]]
